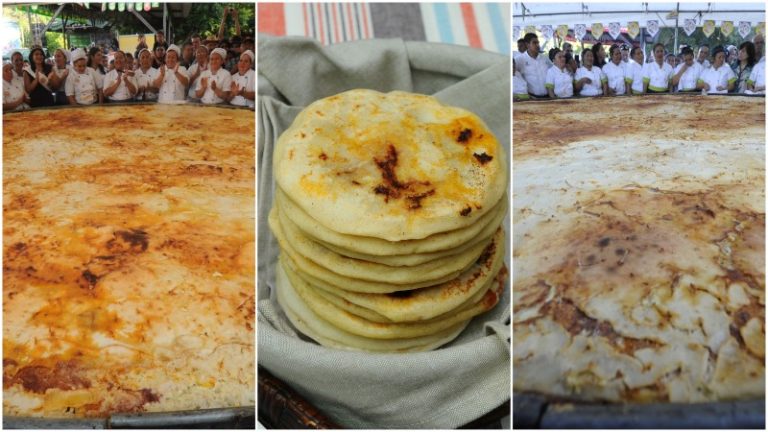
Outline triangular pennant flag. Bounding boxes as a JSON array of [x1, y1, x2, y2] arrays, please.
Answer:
[[627, 21, 640, 39], [683, 19, 697, 36], [591, 23, 604, 40], [721, 21, 734, 37], [540, 25, 554, 40], [575, 24, 587, 41], [556, 25, 569, 41], [513, 26, 520, 40], [118, 2, 125, 12], [756, 22, 765, 36], [646, 20, 659, 37], [702, 20, 715, 37], [738, 21, 752, 38], [524, 25, 536, 36], [608, 22, 621, 39], [108, 2, 115, 11]]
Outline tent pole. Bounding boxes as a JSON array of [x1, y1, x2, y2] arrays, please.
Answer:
[[41, 4, 66, 36], [130, 10, 157, 34], [674, 2, 679, 54]]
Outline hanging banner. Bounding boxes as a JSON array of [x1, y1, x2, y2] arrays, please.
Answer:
[[524, 25, 536, 36], [738, 21, 752, 38], [646, 20, 659, 37], [721, 21, 734, 37], [683, 19, 697, 36], [591, 23, 604, 40], [556, 25, 569, 41], [540, 25, 554, 41], [575, 24, 587, 41], [513, 26, 520, 40], [756, 22, 765, 36], [608, 22, 621, 39], [627, 21, 640, 39], [702, 20, 715, 37]]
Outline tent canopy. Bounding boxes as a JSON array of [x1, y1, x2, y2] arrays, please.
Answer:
[[513, 2, 766, 28]]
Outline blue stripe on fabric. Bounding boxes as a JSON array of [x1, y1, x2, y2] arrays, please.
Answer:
[[487, 3, 509, 54], [324, 3, 333, 43], [339, 3, 347, 42], [433, 3, 453, 44], [309, 3, 316, 40], [354, 3, 363, 39]]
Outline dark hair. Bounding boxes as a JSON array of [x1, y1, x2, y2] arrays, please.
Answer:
[[523, 33, 538, 44], [653, 43, 665, 52], [27, 47, 51, 74], [698, 43, 710, 49], [548, 47, 561, 62], [609, 44, 621, 56], [711, 45, 726, 60], [739, 41, 756, 67], [680, 47, 694, 57], [630, 47, 642, 57], [591, 43, 605, 66], [582, 49, 594, 63], [87, 46, 105, 73], [517, 38, 526, 44]]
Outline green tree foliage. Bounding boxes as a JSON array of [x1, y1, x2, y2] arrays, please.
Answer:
[[171, 4, 254, 43], [45, 32, 64, 51]]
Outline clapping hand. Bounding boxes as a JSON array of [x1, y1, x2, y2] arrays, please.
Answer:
[[201, 77, 209, 89], [230, 81, 239, 95], [210, 79, 217, 91]]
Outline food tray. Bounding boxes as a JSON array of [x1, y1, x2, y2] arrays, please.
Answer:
[[513, 393, 764, 429], [3, 406, 256, 429]]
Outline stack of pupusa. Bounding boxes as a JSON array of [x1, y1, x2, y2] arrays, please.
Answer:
[[269, 89, 508, 352]]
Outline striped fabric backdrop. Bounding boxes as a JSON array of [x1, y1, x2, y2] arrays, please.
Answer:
[[258, 3, 511, 55]]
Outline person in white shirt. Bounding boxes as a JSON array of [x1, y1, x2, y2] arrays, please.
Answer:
[[48, 48, 70, 105], [187, 46, 209, 100], [227, 50, 255, 108], [696, 45, 711, 69], [746, 56, 765, 94], [516, 33, 550, 97], [671, 47, 702, 92], [65, 48, 102, 105], [642, 43, 673, 93], [574, 49, 607, 96], [697, 45, 736, 94], [545, 50, 573, 98], [603, 44, 627, 96], [103, 51, 137, 102], [513, 58, 529, 101], [3, 63, 30, 112], [196, 47, 232, 104], [625, 47, 645, 95], [753, 34, 764, 62], [514, 38, 527, 62], [134, 49, 158, 101], [620, 44, 630, 63], [153, 44, 189, 103]]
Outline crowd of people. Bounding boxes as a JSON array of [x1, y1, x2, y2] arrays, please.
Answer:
[[514, 32, 766, 100], [3, 8, 255, 112]]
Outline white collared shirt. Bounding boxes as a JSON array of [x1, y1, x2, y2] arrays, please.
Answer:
[[516, 50, 550, 96], [3, 77, 30, 111], [673, 62, 703, 91], [545, 65, 573, 97], [196, 68, 232, 104], [187, 62, 209, 99], [134, 67, 159, 101], [602, 61, 627, 95], [747, 57, 765, 92], [625, 60, 644, 94], [229, 69, 255, 108], [698, 63, 736, 94], [157, 65, 189, 103], [104, 69, 137, 101], [575, 65, 606, 96], [642, 61, 674, 91], [65, 69, 99, 105]]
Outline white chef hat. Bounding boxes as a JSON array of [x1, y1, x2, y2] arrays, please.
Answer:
[[211, 47, 227, 61], [71, 48, 87, 64], [239, 50, 254, 63], [166, 44, 181, 57]]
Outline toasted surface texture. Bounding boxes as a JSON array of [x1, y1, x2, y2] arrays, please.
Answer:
[[513, 96, 765, 403], [274, 89, 507, 241], [3, 105, 255, 417]]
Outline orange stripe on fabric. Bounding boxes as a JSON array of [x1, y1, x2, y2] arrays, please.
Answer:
[[460, 3, 482, 49], [257, 3, 286, 36]]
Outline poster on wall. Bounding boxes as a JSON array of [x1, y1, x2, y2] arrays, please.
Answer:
[[591, 22, 604, 40], [627, 21, 640, 39], [556, 25, 569, 41], [721, 21, 734, 37], [608, 22, 621, 39], [683, 19, 697, 36], [738, 21, 752, 38], [540, 25, 554, 40], [702, 20, 715, 37]]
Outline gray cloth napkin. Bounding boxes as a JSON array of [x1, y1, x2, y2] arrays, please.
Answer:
[[258, 35, 510, 429]]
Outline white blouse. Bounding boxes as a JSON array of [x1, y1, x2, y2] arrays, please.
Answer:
[[575, 65, 606, 96], [229, 69, 255, 108]]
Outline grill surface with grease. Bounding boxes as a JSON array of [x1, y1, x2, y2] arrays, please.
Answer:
[[513, 95, 765, 404], [3, 105, 255, 418]]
